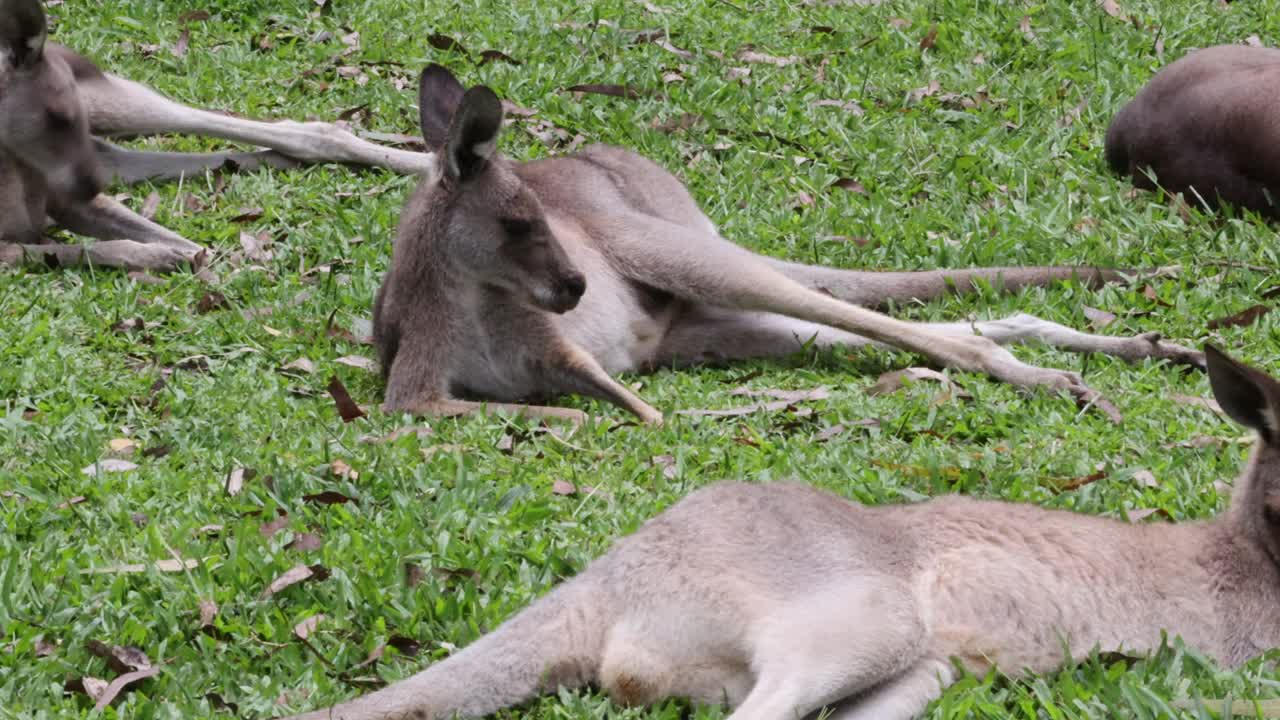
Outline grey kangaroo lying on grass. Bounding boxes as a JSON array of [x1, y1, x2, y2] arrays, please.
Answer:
[[1107, 44, 1280, 217], [0, 0, 432, 272], [374, 64, 1202, 425], [283, 343, 1280, 720]]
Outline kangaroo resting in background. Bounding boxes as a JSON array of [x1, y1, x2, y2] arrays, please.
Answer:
[[0, 0, 434, 272], [1106, 44, 1280, 217], [281, 344, 1280, 720], [373, 64, 1202, 424]]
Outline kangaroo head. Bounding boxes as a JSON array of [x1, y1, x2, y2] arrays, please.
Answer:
[[416, 63, 586, 314], [0, 0, 103, 203], [1206, 344, 1280, 548]]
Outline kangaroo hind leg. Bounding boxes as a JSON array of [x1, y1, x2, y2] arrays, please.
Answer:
[[726, 577, 926, 720]]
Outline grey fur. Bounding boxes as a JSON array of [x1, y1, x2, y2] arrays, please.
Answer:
[[374, 65, 1203, 425]]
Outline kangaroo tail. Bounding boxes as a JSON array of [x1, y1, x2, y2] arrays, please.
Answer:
[[281, 578, 611, 720]]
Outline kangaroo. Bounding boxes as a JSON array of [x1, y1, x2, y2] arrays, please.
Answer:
[[280, 343, 1280, 720], [0, 0, 434, 272], [373, 64, 1202, 425], [1106, 44, 1280, 217]]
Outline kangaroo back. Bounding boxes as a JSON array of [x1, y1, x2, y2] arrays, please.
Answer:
[[284, 579, 612, 720]]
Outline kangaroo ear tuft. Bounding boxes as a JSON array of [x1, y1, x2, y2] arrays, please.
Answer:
[[418, 64, 466, 150], [0, 0, 47, 70], [1205, 344, 1280, 444], [443, 85, 504, 181]]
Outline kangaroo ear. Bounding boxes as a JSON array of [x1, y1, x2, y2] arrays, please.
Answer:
[[443, 85, 503, 182], [418, 63, 466, 150], [0, 0, 47, 70], [1205, 344, 1280, 444]]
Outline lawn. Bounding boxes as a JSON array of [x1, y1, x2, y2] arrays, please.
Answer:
[[3, 0, 1280, 717]]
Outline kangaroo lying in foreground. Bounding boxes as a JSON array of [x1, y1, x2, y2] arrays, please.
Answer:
[[374, 65, 1202, 424], [0, 0, 433, 272], [1106, 44, 1280, 217], [283, 343, 1280, 720]]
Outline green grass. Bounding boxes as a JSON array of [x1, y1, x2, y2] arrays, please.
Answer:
[[3, 0, 1280, 717]]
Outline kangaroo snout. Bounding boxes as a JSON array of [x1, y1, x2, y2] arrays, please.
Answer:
[[548, 271, 587, 313]]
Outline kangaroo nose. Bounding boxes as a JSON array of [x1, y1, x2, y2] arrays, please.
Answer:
[[562, 273, 586, 300]]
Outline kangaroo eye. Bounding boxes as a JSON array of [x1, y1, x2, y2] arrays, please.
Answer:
[[501, 218, 533, 237]]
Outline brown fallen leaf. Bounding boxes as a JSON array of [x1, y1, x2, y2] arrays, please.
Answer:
[[388, 635, 423, 656], [830, 177, 867, 194], [651, 112, 702, 133], [139, 192, 161, 220], [1141, 284, 1172, 307], [330, 459, 358, 480], [86, 641, 152, 674], [198, 599, 218, 628], [867, 367, 972, 399], [1019, 15, 1036, 40], [83, 558, 198, 574], [225, 467, 255, 496], [1125, 507, 1171, 523], [427, 33, 468, 55], [479, 49, 521, 66], [260, 513, 290, 538], [196, 292, 229, 314], [177, 9, 210, 24], [282, 357, 317, 375], [94, 667, 160, 710], [552, 479, 577, 496], [1083, 306, 1117, 329], [261, 563, 329, 599], [1099, 0, 1124, 18], [65, 676, 109, 704], [1170, 394, 1224, 414], [35, 637, 58, 657], [888, 17, 911, 29], [736, 48, 802, 66], [1206, 304, 1269, 330], [327, 376, 367, 422], [564, 83, 643, 99], [404, 562, 428, 587], [918, 22, 938, 50], [676, 391, 827, 418], [287, 532, 324, 552], [303, 490, 357, 506], [294, 614, 325, 640], [171, 28, 190, 58], [1132, 469, 1159, 488], [651, 454, 678, 479], [335, 355, 378, 372], [790, 191, 815, 210], [908, 79, 941, 102], [107, 438, 138, 457], [1245, 35, 1263, 48]]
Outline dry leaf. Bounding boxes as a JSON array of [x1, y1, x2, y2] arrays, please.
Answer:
[[225, 467, 254, 496], [261, 563, 328, 599], [85, 641, 152, 673], [303, 490, 357, 505], [479, 49, 521, 66], [867, 367, 972, 399], [139, 192, 161, 220], [790, 191, 815, 210], [1083, 306, 1117, 329], [107, 438, 138, 457], [830, 178, 868, 194], [1019, 15, 1036, 41], [171, 28, 190, 58], [293, 614, 325, 640], [815, 418, 881, 442], [65, 676, 109, 704], [1132, 469, 1159, 488], [282, 357, 316, 375], [335, 355, 377, 372], [1125, 507, 1171, 523], [1099, 0, 1124, 18], [736, 49, 802, 66], [332, 458, 359, 480], [676, 389, 828, 418], [81, 459, 138, 476], [199, 599, 218, 628], [93, 667, 160, 710], [35, 638, 57, 657], [260, 513, 290, 538], [56, 495, 87, 509], [83, 558, 198, 574], [287, 532, 324, 552], [1142, 284, 1172, 307], [1206, 304, 1269, 330], [918, 23, 938, 50], [1170, 394, 1224, 414], [196, 292, 229, 314], [552, 479, 577, 496], [404, 562, 427, 587], [651, 454, 678, 479], [811, 99, 864, 116], [327, 376, 367, 422], [888, 17, 911, 29], [1245, 35, 1263, 48], [908, 80, 941, 102]]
